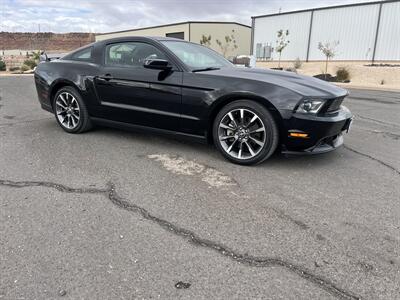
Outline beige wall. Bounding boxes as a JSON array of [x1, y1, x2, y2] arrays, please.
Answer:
[[190, 23, 251, 57], [95, 23, 251, 57], [95, 23, 190, 41]]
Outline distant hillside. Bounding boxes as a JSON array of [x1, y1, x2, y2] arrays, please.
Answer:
[[0, 32, 96, 51]]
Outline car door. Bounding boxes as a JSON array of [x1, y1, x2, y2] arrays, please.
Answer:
[[93, 41, 183, 131]]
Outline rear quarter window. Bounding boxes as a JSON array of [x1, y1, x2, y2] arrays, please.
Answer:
[[69, 47, 93, 62]]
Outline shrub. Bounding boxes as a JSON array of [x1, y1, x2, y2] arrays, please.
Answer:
[[336, 67, 350, 82], [20, 64, 30, 72], [0, 59, 6, 71], [293, 57, 302, 69], [314, 73, 335, 82], [285, 67, 297, 73], [23, 59, 37, 69], [9, 66, 20, 72]]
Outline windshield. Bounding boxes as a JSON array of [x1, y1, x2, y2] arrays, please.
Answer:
[[161, 41, 233, 70]]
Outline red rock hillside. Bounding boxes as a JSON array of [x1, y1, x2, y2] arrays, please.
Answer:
[[0, 32, 96, 51]]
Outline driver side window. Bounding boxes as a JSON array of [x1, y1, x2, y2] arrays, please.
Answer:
[[105, 42, 166, 67]]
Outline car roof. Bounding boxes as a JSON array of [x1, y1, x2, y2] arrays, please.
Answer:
[[96, 36, 185, 45]]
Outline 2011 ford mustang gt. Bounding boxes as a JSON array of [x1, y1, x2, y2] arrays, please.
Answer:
[[34, 36, 352, 165]]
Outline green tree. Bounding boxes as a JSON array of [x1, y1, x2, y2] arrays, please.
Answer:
[[200, 35, 212, 47], [216, 30, 238, 58], [318, 41, 339, 79], [276, 29, 290, 68], [31, 50, 41, 61]]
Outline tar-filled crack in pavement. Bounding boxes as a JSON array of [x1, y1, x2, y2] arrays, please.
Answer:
[[343, 145, 400, 175], [0, 178, 361, 300]]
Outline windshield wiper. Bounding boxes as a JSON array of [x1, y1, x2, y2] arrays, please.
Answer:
[[192, 67, 221, 73]]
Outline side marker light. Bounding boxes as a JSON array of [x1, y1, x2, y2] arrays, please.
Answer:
[[289, 133, 309, 138]]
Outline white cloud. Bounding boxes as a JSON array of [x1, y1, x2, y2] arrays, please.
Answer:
[[1, 0, 378, 33]]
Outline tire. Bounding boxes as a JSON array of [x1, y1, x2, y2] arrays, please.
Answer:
[[212, 100, 279, 165], [53, 86, 92, 134]]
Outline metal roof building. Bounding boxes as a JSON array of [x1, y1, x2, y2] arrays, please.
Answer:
[[96, 21, 251, 57], [251, 0, 400, 62]]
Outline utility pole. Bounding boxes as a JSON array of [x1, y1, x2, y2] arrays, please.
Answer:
[[38, 23, 41, 51]]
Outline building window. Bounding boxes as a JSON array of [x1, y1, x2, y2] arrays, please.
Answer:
[[166, 32, 185, 40]]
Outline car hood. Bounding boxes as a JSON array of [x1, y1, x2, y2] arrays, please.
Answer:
[[206, 67, 349, 98]]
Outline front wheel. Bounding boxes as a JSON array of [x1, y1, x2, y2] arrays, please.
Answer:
[[213, 100, 279, 165], [53, 86, 92, 133]]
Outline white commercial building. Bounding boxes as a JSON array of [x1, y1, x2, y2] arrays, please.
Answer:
[[251, 0, 400, 62]]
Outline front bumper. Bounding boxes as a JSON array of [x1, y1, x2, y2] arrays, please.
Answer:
[[282, 105, 352, 154], [282, 133, 345, 155]]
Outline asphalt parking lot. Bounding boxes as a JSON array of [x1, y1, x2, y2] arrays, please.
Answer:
[[1, 75, 399, 300]]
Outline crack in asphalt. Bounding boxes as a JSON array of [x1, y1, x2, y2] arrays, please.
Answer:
[[0, 117, 53, 127], [0, 178, 360, 300], [356, 115, 400, 128], [343, 145, 400, 176], [357, 128, 400, 140], [0, 179, 108, 194]]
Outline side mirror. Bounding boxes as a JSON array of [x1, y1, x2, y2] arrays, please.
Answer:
[[143, 58, 171, 70]]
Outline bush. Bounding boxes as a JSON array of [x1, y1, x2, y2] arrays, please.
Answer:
[[0, 59, 6, 71], [336, 67, 350, 82], [9, 66, 20, 72], [285, 67, 297, 73], [23, 59, 37, 69], [20, 64, 30, 72], [314, 73, 335, 82], [293, 57, 302, 69]]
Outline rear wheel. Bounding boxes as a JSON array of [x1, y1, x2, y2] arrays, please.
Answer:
[[53, 86, 92, 133], [213, 100, 279, 165]]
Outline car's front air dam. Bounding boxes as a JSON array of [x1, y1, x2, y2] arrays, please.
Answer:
[[282, 134, 345, 155], [282, 105, 352, 154]]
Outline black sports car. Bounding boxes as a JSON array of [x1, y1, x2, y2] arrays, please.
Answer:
[[34, 36, 352, 165]]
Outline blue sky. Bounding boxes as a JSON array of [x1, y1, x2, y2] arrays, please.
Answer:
[[1, 0, 378, 33]]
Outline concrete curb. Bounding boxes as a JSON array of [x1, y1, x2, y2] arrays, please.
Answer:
[[334, 82, 400, 92]]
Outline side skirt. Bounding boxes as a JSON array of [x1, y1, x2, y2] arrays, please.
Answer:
[[91, 117, 208, 144]]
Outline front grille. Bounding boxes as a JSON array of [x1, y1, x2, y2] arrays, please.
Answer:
[[326, 97, 344, 112]]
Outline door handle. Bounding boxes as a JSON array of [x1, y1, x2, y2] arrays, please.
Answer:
[[98, 74, 113, 81]]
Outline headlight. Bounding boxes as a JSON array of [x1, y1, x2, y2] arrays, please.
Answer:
[[296, 99, 324, 114]]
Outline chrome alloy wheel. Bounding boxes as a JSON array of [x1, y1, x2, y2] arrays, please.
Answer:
[[55, 92, 80, 129], [218, 108, 266, 160]]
